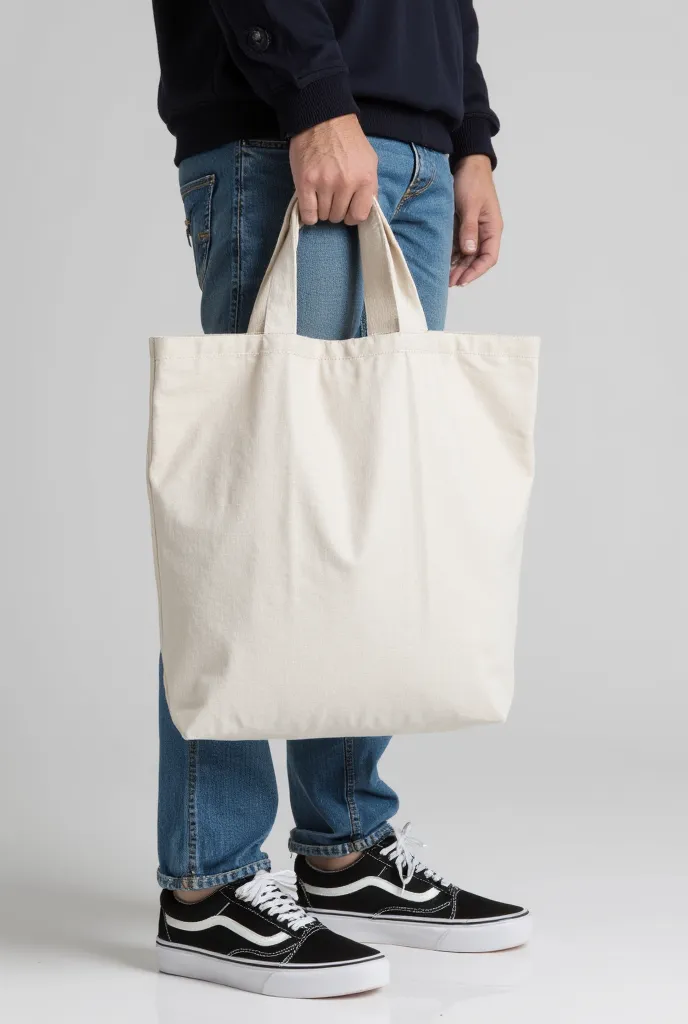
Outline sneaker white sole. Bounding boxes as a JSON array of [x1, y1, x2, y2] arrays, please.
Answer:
[[311, 909, 532, 953], [156, 940, 390, 998]]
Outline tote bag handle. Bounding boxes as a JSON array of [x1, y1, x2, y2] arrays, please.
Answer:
[[247, 195, 428, 337]]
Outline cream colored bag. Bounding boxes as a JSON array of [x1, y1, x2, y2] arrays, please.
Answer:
[[148, 196, 539, 741]]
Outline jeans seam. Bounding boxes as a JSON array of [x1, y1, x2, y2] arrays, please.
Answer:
[[288, 821, 394, 857], [393, 143, 438, 217], [180, 174, 214, 199], [403, 167, 438, 203], [243, 139, 289, 150], [158, 856, 271, 891], [231, 143, 243, 334], [198, 175, 215, 287], [186, 740, 198, 880], [392, 142, 421, 219], [343, 738, 362, 839]]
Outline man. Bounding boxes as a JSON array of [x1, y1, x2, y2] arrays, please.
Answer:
[[152, 0, 530, 999]]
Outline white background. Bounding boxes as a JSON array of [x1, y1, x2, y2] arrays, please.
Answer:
[[1, 1, 686, 1021]]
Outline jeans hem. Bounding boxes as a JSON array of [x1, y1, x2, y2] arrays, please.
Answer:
[[158, 856, 270, 890], [288, 822, 395, 857]]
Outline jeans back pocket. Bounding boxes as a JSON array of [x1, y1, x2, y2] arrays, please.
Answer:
[[180, 174, 215, 287]]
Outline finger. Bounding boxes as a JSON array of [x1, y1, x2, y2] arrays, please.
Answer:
[[344, 186, 375, 225], [449, 243, 476, 285], [317, 188, 334, 222], [449, 255, 475, 287], [457, 236, 499, 286], [329, 187, 355, 224], [297, 186, 318, 226], [458, 208, 481, 258]]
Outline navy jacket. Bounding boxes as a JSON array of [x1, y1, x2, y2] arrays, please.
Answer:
[[152, 0, 499, 167]]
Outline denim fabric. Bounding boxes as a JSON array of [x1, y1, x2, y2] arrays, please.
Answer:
[[158, 136, 454, 889]]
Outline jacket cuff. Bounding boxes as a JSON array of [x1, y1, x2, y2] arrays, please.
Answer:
[[273, 72, 359, 139], [451, 116, 498, 172]]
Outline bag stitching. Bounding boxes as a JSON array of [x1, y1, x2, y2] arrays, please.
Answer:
[[153, 350, 538, 363], [146, 359, 165, 647]]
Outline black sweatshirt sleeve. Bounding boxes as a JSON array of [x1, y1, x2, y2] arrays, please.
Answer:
[[452, 0, 500, 170], [207, 1, 358, 138]]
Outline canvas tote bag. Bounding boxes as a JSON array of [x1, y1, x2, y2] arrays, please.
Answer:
[[148, 195, 539, 741]]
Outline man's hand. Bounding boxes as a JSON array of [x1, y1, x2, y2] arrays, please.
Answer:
[[450, 155, 503, 287], [289, 114, 378, 226]]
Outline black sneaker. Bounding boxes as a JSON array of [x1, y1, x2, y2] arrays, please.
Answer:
[[295, 823, 532, 953], [157, 870, 389, 998]]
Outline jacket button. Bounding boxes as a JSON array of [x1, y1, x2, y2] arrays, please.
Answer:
[[247, 26, 271, 52]]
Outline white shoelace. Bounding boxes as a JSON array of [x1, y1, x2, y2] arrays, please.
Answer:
[[235, 870, 316, 932], [380, 822, 453, 889]]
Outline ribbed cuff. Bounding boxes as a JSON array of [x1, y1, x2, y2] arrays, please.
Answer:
[[274, 71, 360, 138], [451, 115, 498, 171]]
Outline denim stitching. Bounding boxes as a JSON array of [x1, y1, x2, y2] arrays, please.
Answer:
[[343, 738, 362, 839], [393, 143, 438, 217], [404, 145, 439, 201], [158, 856, 271, 890], [399, 167, 438, 206], [288, 821, 394, 857], [231, 143, 243, 334], [243, 139, 289, 150], [182, 174, 215, 288], [180, 174, 214, 199], [187, 740, 198, 879], [392, 142, 421, 219], [201, 175, 214, 280]]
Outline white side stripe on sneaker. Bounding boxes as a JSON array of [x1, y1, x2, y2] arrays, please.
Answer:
[[164, 913, 294, 947], [302, 877, 440, 902]]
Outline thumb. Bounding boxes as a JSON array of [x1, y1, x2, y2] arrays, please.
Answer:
[[458, 210, 480, 256]]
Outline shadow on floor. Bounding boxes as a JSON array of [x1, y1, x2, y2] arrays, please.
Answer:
[[0, 881, 158, 974]]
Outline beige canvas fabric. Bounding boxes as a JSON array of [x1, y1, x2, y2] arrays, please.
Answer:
[[148, 197, 540, 740]]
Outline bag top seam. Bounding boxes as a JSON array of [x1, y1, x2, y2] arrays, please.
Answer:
[[152, 349, 538, 363]]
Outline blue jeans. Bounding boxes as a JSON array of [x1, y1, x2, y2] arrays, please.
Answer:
[[158, 137, 454, 890]]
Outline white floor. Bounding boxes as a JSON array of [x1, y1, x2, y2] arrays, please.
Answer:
[[3, 751, 687, 1023]]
